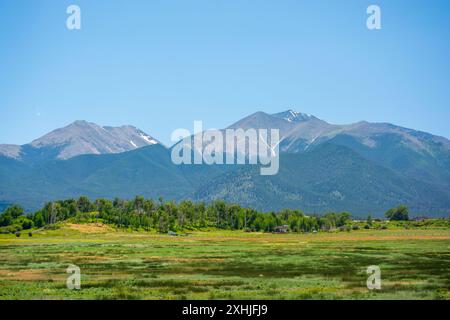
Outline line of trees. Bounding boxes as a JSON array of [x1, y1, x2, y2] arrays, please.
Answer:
[[0, 196, 354, 234]]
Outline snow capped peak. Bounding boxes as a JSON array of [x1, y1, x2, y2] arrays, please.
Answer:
[[272, 109, 316, 123], [289, 109, 299, 117]]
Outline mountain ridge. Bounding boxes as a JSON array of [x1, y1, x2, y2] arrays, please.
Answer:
[[0, 120, 159, 162]]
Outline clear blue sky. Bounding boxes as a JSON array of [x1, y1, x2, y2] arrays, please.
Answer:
[[1, 0, 449, 146]]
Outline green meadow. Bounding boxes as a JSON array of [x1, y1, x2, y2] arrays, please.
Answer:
[[0, 224, 448, 300]]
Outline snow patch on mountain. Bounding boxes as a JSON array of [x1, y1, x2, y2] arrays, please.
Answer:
[[139, 132, 158, 145], [272, 109, 316, 123]]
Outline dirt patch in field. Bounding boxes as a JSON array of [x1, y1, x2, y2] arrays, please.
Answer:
[[72, 255, 112, 261], [66, 223, 113, 233], [0, 268, 62, 281]]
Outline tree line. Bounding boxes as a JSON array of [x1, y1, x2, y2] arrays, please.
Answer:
[[0, 196, 358, 234]]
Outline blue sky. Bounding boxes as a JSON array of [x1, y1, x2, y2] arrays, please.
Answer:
[[1, 0, 449, 146]]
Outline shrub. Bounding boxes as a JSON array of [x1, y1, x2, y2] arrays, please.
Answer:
[[385, 205, 409, 221], [352, 225, 360, 230], [364, 224, 370, 229], [15, 232, 21, 237], [15, 216, 34, 230], [0, 225, 21, 234]]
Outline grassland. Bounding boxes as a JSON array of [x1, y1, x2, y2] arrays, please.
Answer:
[[0, 223, 449, 300]]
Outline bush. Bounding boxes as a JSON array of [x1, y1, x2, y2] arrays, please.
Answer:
[[15, 232, 21, 237], [364, 224, 370, 229], [352, 225, 360, 230], [385, 205, 409, 221], [0, 228, 11, 234], [28, 232, 33, 237], [0, 225, 21, 234], [15, 216, 34, 230]]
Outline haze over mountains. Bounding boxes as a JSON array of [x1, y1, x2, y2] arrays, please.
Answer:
[[1, 110, 449, 217]]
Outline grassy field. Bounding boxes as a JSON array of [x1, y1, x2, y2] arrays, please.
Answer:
[[0, 223, 449, 300]]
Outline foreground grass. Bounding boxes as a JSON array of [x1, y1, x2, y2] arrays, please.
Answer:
[[0, 224, 449, 300]]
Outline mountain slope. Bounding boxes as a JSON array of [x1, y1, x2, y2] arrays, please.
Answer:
[[192, 143, 450, 216], [0, 144, 192, 210]]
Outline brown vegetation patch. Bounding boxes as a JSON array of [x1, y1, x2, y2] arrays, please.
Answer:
[[66, 223, 113, 233], [0, 268, 61, 281]]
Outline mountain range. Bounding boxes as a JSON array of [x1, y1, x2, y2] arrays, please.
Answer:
[[1, 110, 449, 217]]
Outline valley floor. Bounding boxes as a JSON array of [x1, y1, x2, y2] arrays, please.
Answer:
[[0, 225, 449, 300]]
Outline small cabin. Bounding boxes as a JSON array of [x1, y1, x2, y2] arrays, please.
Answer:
[[274, 225, 289, 233]]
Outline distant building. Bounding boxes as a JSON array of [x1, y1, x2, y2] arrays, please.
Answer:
[[274, 225, 289, 233]]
